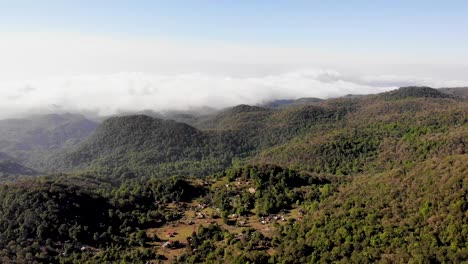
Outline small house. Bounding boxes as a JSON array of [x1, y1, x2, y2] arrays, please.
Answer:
[[166, 230, 176, 237]]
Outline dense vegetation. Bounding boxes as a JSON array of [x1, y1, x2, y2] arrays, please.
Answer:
[[0, 87, 466, 263], [207, 165, 332, 217], [274, 155, 467, 263], [0, 152, 37, 181], [0, 113, 97, 171], [42, 103, 342, 177], [0, 175, 205, 263]]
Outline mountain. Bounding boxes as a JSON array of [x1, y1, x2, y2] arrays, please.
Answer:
[[0, 160, 37, 177], [0, 86, 466, 263], [439, 87, 468, 99], [271, 154, 468, 263], [37, 87, 466, 179], [0, 113, 97, 150], [46, 103, 343, 176], [262, 97, 324, 108], [0, 152, 38, 181], [102, 107, 219, 127], [45, 115, 239, 177], [379, 86, 454, 100], [254, 88, 466, 175], [0, 113, 98, 170]]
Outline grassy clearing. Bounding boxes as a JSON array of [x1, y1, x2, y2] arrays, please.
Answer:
[[147, 204, 299, 262]]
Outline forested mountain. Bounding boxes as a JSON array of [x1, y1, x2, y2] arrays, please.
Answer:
[[0, 152, 38, 181], [0, 86, 466, 263], [254, 89, 466, 175], [273, 155, 467, 263], [0, 113, 98, 169], [261, 97, 323, 108], [44, 102, 343, 176], [378, 86, 454, 100], [439, 87, 468, 99], [39, 87, 466, 178], [43, 115, 241, 176]]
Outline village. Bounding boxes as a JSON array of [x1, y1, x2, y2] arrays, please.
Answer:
[[146, 176, 305, 262]]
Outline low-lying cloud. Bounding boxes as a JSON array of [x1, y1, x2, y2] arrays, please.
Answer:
[[0, 32, 467, 119], [0, 69, 465, 119]]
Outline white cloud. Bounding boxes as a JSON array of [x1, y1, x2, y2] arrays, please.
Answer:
[[0, 32, 467, 118], [0, 69, 465, 119]]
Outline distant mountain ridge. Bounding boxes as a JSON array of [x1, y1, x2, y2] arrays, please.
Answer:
[[44, 115, 234, 176], [38, 86, 467, 179], [438, 87, 468, 98], [380, 86, 454, 99], [0, 113, 98, 169], [0, 86, 466, 178], [44, 103, 341, 176], [0, 86, 466, 263], [0, 152, 38, 180], [262, 97, 323, 108]]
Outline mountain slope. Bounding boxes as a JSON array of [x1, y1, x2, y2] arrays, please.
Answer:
[[0, 86, 466, 263], [47, 104, 343, 177], [262, 97, 324, 108], [439, 87, 468, 99], [45, 115, 240, 177], [0, 153, 38, 181], [379, 86, 454, 100], [0, 114, 98, 170], [38, 87, 467, 179], [253, 93, 467, 175], [0, 176, 201, 263], [275, 154, 467, 263]]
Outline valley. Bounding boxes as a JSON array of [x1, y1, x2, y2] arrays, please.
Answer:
[[0, 87, 466, 263]]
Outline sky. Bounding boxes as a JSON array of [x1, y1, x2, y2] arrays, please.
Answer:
[[0, 1, 467, 117]]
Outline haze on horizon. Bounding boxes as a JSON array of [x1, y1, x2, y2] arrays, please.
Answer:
[[1, 1, 467, 118]]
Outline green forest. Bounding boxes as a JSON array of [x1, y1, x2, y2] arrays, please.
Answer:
[[0, 87, 466, 263]]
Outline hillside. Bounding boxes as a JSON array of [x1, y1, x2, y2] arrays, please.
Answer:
[[439, 87, 468, 99], [44, 115, 241, 177], [0, 86, 466, 263], [0, 156, 465, 263], [45, 104, 342, 176], [0, 153, 38, 181], [34, 87, 466, 179], [262, 97, 324, 108], [379, 86, 454, 100], [254, 94, 467, 175], [0, 114, 98, 169], [273, 155, 467, 263], [0, 175, 201, 263]]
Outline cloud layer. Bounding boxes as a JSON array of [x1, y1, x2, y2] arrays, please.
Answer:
[[1, 69, 465, 119], [0, 33, 467, 118]]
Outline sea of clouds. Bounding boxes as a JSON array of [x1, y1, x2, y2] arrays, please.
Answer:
[[1, 33, 467, 119], [0, 69, 465, 119]]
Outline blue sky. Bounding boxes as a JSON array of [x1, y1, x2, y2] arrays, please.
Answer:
[[1, 0, 467, 55], [0, 1, 467, 117]]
